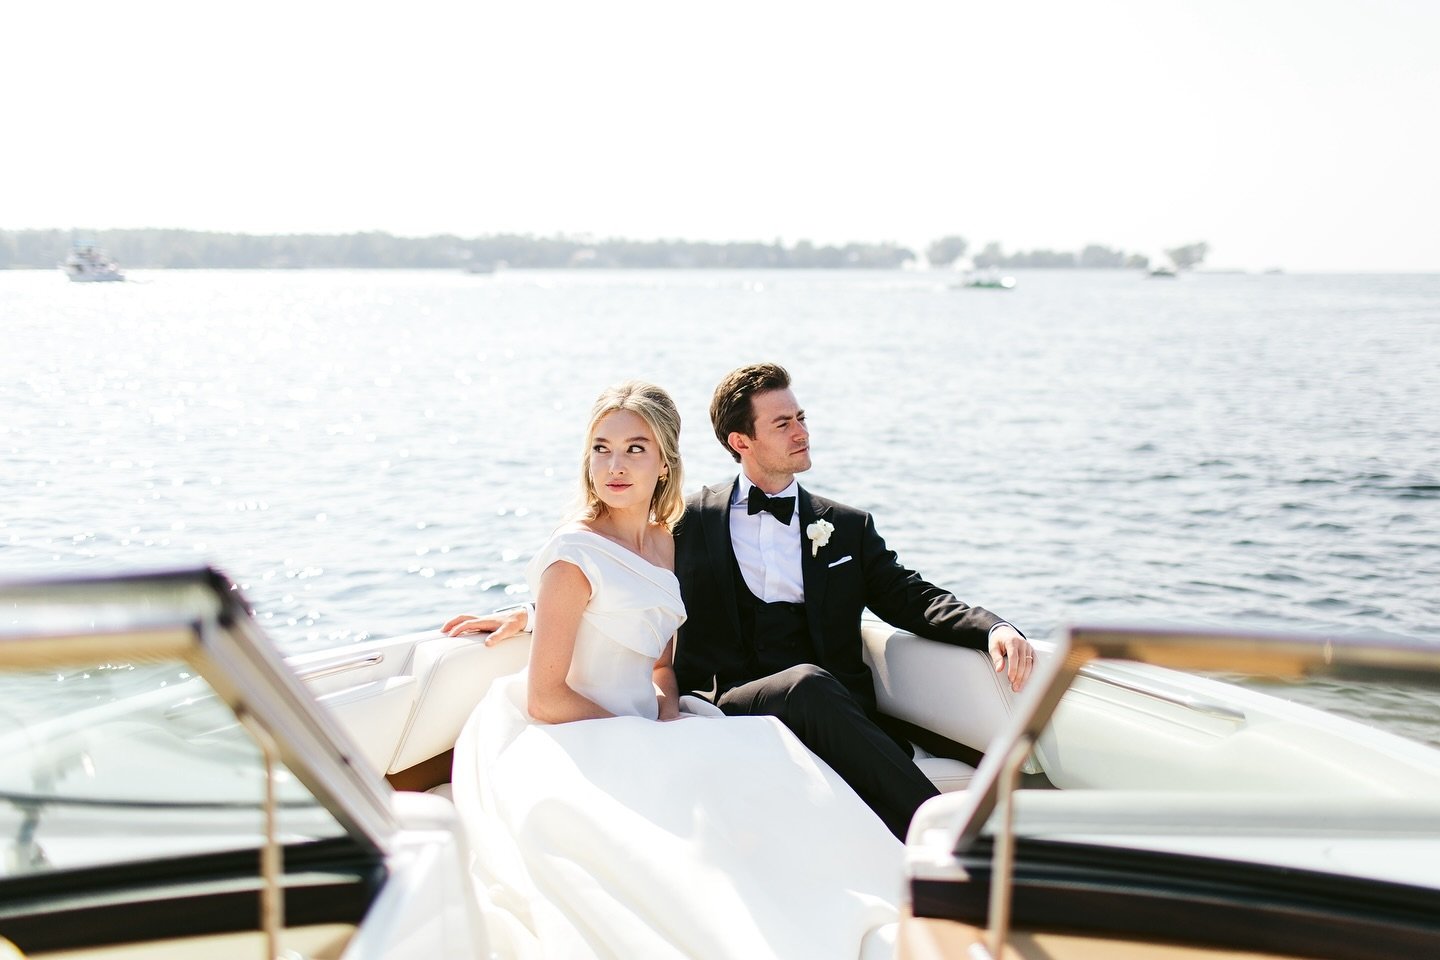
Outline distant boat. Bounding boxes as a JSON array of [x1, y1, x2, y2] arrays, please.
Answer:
[[62, 244, 125, 282], [1148, 264, 1178, 278], [954, 266, 1016, 290], [463, 258, 508, 275]]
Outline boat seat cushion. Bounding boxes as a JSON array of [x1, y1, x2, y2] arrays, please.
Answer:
[[387, 632, 531, 774], [862, 622, 1019, 755], [316, 675, 418, 775], [914, 756, 975, 793]]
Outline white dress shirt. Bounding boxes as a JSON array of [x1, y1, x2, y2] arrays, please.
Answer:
[[730, 476, 805, 603]]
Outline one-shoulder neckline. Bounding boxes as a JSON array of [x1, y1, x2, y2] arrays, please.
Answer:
[[559, 528, 679, 584]]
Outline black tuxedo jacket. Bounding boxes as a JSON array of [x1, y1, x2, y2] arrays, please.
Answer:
[[673, 479, 1003, 713]]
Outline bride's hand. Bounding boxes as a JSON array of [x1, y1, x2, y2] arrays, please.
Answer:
[[443, 609, 528, 645]]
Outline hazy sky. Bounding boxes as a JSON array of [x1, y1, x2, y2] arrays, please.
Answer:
[[6, 1, 1437, 271]]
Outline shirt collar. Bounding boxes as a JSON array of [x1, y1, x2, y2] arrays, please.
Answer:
[[734, 474, 799, 505]]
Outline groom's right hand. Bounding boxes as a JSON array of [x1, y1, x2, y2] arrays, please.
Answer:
[[442, 607, 529, 645]]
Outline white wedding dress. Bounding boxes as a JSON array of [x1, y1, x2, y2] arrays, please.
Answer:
[[451, 529, 903, 960]]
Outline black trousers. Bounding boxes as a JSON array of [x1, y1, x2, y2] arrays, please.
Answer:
[[717, 664, 940, 840]]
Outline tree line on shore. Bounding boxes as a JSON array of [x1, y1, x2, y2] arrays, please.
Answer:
[[0, 228, 1207, 271], [928, 236, 1209, 271]]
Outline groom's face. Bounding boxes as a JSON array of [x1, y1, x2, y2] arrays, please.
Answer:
[[739, 388, 812, 482]]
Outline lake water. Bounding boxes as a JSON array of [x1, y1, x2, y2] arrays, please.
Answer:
[[3, 267, 1438, 740]]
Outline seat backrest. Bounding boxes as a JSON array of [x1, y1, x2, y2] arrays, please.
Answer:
[[386, 633, 531, 773], [296, 630, 532, 776], [315, 675, 420, 774], [861, 622, 1019, 754]]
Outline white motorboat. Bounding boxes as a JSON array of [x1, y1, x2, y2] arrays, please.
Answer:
[[3, 567, 1439, 958], [952, 267, 1016, 290], [61, 245, 125, 283]]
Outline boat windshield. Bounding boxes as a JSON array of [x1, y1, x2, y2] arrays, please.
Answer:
[[0, 658, 343, 878]]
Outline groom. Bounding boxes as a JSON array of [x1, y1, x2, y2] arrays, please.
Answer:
[[673, 362, 1033, 840]]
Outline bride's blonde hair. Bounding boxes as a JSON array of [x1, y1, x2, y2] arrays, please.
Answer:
[[578, 381, 685, 529]]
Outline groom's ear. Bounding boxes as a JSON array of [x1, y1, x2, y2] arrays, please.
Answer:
[[726, 431, 751, 457]]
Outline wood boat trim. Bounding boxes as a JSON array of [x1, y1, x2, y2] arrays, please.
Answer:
[[0, 838, 379, 954], [912, 836, 1440, 959]]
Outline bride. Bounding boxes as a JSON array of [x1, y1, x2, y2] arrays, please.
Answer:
[[444, 381, 902, 960]]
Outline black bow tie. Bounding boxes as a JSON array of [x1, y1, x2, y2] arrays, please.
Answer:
[[747, 485, 795, 525]]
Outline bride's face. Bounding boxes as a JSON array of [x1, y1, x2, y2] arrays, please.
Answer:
[[589, 409, 666, 515]]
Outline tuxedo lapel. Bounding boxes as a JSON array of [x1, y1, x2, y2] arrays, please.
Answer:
[[701, 480, 742, 641], [798, 487, 832, 650]]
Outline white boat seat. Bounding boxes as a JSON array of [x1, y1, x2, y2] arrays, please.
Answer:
[[427, 782, 455, 803], [914, 756, 975, 793], [315, 675, 418, 775], [387, 632, 530, 774], [309, 622, 1012, 789], [862, 621, 1021, 757]]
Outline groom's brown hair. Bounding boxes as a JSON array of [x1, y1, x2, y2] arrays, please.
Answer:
[[711, 362, 791, 463]]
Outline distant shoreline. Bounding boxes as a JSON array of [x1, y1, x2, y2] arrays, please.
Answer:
[[12, 228, 1427, 273], [2, 228, 1157, 272], [11, 265, 1435, 276]]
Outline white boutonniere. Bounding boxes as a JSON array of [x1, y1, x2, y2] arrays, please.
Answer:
[[806, 519, 834, 557]]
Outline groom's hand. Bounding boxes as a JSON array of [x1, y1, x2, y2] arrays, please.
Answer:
[[988, 624, 1035, 693], [442, 608, 529, 645]]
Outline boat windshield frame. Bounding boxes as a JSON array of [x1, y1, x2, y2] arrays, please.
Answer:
[[947, 623, 1440, 857], [919, 624, 1440, 959], [0, 567, 399, 866]]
